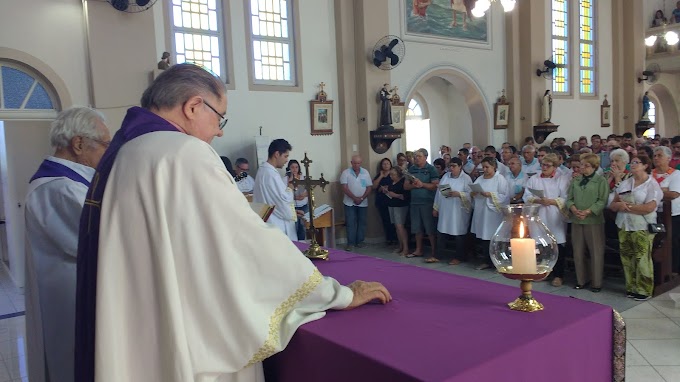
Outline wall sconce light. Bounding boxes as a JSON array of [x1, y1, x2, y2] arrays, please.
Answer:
[[645, 31, 679, 46], [471, 0, 517, 18]]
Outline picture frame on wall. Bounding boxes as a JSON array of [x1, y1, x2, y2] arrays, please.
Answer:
[[310, 100, 333, 135], [391, 105, 405, 130], [494, 90, 510, 129], [601, 96, 611, 127]]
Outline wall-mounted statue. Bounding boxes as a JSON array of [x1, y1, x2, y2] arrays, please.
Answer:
[[640, 91, 651, 122], [157, 52, 171, 70], [379, 83, 393, 129], [541, 89, 552, 124]]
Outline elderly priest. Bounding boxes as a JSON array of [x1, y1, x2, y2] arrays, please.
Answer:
[[74, 63, 391, 382], [25, 106, 110, 382]]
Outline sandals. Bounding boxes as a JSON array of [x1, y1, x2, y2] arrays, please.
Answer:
[[405, 253, 423, 258], [424, 257, 440, 263], [448, 259, 461, 265]]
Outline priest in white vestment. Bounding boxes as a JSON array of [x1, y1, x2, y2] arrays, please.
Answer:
[[73, 64, 391, 382], [253, 139, 298, 241], [25, 107, 110, 382]]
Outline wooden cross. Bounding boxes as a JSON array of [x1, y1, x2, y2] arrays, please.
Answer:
[[292, 152, 330, 260]]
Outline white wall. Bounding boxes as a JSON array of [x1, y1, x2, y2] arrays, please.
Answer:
[[388, 2, 506, 147], [0, 0, 90, 107], [209, 0, 343, 179], [543, 0, 614, 145], [0, 121, 52, 287]]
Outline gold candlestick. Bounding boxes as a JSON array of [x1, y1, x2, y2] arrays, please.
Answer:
[[292, 153, 330, 260]]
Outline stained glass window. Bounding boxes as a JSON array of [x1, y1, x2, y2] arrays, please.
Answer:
[[0, 64, 55, 110], [249, 0, 296, 85], [172, 0, 226, 80], [579, 0, 595, 95], [551, 0, 569, 94]]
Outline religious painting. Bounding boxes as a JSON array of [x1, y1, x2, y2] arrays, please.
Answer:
[[310, 100, 333, 135], [391, 105, 405, 130], [403, 0, 489, 48], [494, 90, 510, 129], [601, 97, 611, 127]]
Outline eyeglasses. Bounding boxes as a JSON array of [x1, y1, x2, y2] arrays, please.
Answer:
[[204, 101, 228, 130], [630, 160, 642, 165], [86, 137, 111, 148], [541, 163, 554, 168]]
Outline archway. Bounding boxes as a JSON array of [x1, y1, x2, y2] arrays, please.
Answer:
[[647, 83, 679, 137], [402, 66, 491, 152]]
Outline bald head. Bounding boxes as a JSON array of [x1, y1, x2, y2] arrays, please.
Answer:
[[351, 155, 363, 173]]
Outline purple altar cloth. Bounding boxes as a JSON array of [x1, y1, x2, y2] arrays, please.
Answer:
[[264, 244, 613, 382]]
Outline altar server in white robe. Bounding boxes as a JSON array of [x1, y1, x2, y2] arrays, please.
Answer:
[[433, 157, 473, 265], [523, 153, 570, 287], [73, 64, 391, 382], [253, 138, 298, 241], [470, 157, 510, 269], [24, 106, 110, 382]]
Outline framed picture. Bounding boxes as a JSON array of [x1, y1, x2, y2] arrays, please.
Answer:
[[402, 0, 491, 49], [494, 104, 509, 129], [310, 100, 333, 135], [391, 105, 405, 130], [600, 99, 612, 127]]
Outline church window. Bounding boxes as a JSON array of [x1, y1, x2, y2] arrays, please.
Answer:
[[579, 0, 595, 95], [246, 0, 300, 88], [405, 98, 431, 160], [171, 0, 229, 83], [0, 63, 56, 111], [551, 0, 570, 94]]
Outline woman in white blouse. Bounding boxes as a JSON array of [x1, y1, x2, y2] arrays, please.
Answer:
[[524, 153, 570, 287], [433, 158, 473, 265], [609, 155, 663, 301], [470, 157, 510, 270]]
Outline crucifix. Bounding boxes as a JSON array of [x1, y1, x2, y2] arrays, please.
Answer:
[[292, 152, 330, 260]]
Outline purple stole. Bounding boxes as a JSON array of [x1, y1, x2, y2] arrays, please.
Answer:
[[29, 159, 91, 187], [75, 107, 180, 382]]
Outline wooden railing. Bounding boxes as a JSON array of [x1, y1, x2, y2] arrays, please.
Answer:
[[652, 200, 680, 295]]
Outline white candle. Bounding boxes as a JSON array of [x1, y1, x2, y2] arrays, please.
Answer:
[[510, 222, 537, 274]]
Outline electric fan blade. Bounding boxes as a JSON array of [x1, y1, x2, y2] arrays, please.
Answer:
[[374, 50, 386, 62], [387, 52, 399, 66], [137, 0, 151, 5], [388, 39, 399, 49], [112, 0, 129, 11]]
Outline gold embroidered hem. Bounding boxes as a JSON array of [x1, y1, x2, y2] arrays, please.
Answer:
[[245, 269, 323, 366], [555, 197, 569, 219], [489, 192, 502, 212]]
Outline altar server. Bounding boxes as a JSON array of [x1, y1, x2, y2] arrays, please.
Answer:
[[25, 106, 110, 382], [433, 158, 473, 264], [523, 153, 570, 287], [470, 157, 510, 269], [74, 64, 391, 382], [253, 138, 298, 241]]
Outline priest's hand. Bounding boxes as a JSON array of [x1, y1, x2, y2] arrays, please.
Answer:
[[343, 280, 392, 309]]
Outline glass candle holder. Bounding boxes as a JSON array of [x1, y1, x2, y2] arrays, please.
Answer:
[[489, 204, 558, 312]]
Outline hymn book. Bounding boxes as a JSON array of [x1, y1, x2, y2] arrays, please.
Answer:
[[469, 183, 485, 193], [249, 202, 275, 222]]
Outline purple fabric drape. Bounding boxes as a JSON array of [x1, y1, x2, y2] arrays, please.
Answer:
[[30, 159, 91, 187], [74, 107, 180, 382]]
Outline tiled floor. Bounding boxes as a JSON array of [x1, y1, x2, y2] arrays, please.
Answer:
[[0, 245, 677, 381], [353, 242, 680, 382]]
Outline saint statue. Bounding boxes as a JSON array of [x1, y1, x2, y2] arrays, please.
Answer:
[[379, 84, 393, 128], [541, 90, 553, 123], [640, 91, 651, 121], [157, 52, 171, 70]]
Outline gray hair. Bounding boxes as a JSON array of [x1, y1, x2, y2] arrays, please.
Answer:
[[417, 148, 429, 158], [609, 148, 630, 163], [654, 145, 672, 158], [521, 145, 536, 153], [141, 63, 226, 110], [49, 106, 106, 149]]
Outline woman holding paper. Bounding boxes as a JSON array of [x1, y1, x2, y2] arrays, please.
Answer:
[[470, 157, 510, 270], [609, 155, 663, 301], [523, 153, 570, 287], [433, 157, 473, 265]]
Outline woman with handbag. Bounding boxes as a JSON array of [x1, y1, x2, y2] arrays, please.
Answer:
[[609, 155, 663, 301]]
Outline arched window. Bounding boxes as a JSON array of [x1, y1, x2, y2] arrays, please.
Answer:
[[643, 102, 657, 138], [405, 98, 431, 160], [0, 62, 56, 111]]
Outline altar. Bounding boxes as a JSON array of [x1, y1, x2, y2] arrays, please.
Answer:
[[264, 243, 617, 382]]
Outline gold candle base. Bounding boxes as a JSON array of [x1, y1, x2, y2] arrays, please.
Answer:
[[304, 243, 329, 261], [507, 279, 544, 312]]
